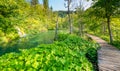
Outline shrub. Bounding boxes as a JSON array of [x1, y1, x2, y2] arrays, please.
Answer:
[[0, 34, 97, 71], [57, 34, 68, 41]]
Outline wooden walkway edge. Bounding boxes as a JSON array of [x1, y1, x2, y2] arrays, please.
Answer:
[[87, 34, 120, 71]]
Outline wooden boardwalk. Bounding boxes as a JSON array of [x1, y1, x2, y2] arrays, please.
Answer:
[[87, 34, 120, 71]]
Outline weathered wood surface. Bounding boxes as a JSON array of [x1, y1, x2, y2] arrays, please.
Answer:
[[87, 34, 120, 71]]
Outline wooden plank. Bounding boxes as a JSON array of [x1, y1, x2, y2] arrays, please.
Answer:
[[87, 34, 120, 71]]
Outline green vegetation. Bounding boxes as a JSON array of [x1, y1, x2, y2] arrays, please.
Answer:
[[0, 34, 98, 71], [0, 0, 64, 43], [68, 0, 120, 49], [0, 0, 120, 70]]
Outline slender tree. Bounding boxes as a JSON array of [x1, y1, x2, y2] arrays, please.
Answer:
[[93, 0, 120, 43], [76, 0, 84, 36], [54, 17, 59, 40], [31, 0, 38, 6], [43, 0, 49, 9], [64, 0, 72, 34]]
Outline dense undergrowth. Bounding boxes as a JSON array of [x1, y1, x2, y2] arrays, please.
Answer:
[[0, 34, 98, 71]]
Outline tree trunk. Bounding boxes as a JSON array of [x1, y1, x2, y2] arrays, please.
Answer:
[[81, 24, 84, 36], [103, 22, 106, 35], [101, 21, 106, 35], [79, 23, 81, 36], [79, 22, 84, 37], [107, 16, 113, 44], [70, 19, 72, 34], [54, 18, 58, 40], [68, 0, 72, 34], [79, 23, 82, 36]]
